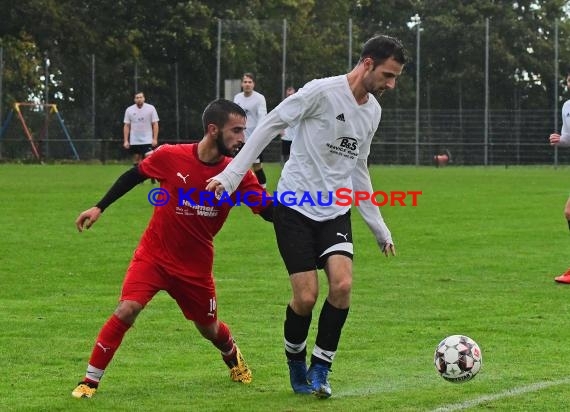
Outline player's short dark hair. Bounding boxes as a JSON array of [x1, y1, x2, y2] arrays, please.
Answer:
[[202, 99, 246, 132], [242, 72, 256, 82], [360, 35, 408, 67]]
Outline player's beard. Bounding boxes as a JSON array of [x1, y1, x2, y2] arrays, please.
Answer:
[[364, 77, 385, 99], [216, 131, 242, 157]]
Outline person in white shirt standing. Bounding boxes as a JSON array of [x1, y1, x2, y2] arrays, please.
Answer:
[[233, 73, 268, 188], [549, 71, 570, 283], [207, 35, 407, 398], [123, 91, 159, 167]]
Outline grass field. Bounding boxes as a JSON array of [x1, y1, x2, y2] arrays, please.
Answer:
[[1, 163, 569, 411]]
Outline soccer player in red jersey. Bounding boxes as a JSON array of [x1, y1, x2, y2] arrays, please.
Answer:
[[72, 99, 273, 399]]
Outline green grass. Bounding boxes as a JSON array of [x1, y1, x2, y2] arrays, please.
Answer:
[[1, 163, 569, 411]]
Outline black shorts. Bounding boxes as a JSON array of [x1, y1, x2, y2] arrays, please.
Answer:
[[273, 204, 353, 274], [281, 140, 292, 156], [129, 144, 153, 156]]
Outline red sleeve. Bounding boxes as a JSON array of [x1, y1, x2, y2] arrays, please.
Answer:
[[138, 144, 173, 180]]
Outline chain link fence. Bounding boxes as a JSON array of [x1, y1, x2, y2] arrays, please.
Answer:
[[1, 17, 569, 165], [1, 106, 565, 165]]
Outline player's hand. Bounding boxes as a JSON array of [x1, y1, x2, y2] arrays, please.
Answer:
[[205, 179, 225, 198], [123, 141, 130, 149], [381, 242, 396, 257], [549, 133, 561, 146], [75, 207, 102, 232]]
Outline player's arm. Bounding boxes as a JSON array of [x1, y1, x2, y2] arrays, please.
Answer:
[[351, 159, 395, 256], [259, 96, 268, 118], [206, 110, 286, 195], [152, 122, 159, 147], [151, 107, 159, 147], [123, 123, 131, 149], [551, 103, 570, 146], [75, 167, 147, 232]]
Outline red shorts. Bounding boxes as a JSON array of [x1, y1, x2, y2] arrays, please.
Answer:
[[121, 255, 217, 325]]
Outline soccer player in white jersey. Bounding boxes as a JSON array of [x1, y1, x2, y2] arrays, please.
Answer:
[[234, 73, 268, 188], [207, 35, 408, 398], [549, 71, 570, 283]]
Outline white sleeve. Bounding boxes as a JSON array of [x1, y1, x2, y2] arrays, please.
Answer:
[[352, 159, 393, 246], [259, 95, 267, 118], [560, 102, 570, 146], [560, 134, 570, 146], [211, 110, 286, 193]]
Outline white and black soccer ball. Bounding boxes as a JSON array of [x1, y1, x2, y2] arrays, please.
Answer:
[[434, 335, 482, 383]]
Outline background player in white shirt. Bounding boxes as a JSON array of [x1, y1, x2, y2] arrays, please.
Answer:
[[549, 71, 570, 283], [208, 35, 408, 398], [123, 91, 159, 166], [234, 73, 268, 187]]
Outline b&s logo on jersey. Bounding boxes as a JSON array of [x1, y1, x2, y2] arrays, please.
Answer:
[[326, 137, 359, 159]]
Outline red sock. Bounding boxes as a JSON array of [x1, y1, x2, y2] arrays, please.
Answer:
[[212, 321, 235, 359], [89, 314, 131, 371]]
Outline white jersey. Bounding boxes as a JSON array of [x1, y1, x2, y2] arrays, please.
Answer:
[[560, 100, 570, 146], [124, 103, 159, 145], [212, 74, 392, 246], [233, 91, 267, 139], [276, 75, 381, 220]]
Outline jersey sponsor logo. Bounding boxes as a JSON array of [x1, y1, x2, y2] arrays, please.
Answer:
[[325, 137, 359, 159], [180, 202, 220, 217], [338, 137, 357, 151], [336, 113, 346, 122]]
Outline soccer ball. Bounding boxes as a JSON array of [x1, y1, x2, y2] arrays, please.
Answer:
[[434, 335, 482, 383]]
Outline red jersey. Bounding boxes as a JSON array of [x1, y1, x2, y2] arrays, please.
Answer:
[[137, 143, 268, 277]]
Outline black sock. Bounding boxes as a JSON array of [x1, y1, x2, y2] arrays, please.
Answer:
[[284, 305, 311, 361], [311, 299, 349, 366]]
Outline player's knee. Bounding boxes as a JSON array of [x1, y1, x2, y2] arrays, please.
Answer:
[[114, 300, 142, 325], [331, 276, 352, 297], [294, 291, 318, 312]]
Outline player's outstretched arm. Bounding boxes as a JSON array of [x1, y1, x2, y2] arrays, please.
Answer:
[[208, 110, 287, 194], [76, 166, 146, 232]]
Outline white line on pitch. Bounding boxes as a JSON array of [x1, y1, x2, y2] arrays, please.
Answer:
[[431, 377, 570, 411]]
